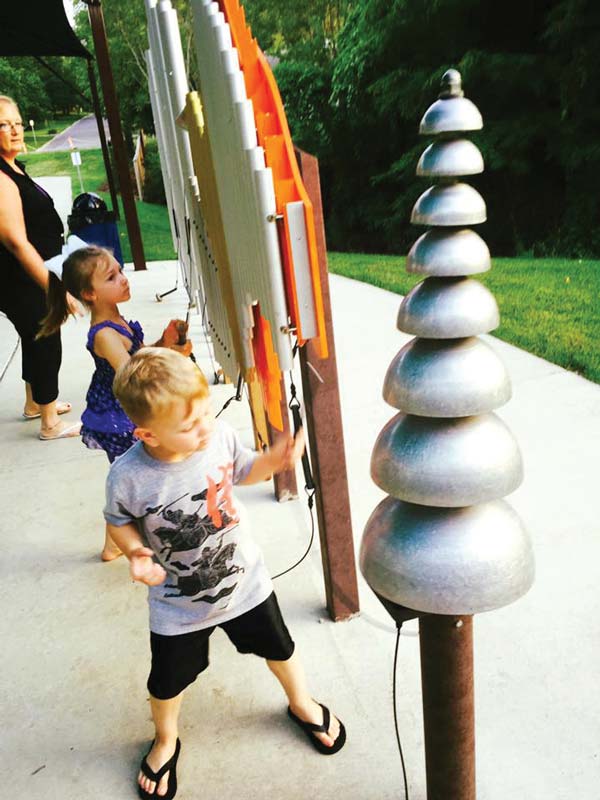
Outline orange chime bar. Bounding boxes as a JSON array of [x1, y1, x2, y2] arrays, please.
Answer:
[[217, 0, 328, 359]]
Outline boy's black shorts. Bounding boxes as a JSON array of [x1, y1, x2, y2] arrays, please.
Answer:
[[147, 592, 295, 700]]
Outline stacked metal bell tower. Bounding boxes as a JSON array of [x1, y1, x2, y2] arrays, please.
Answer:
[[360, 70, 534, 799]]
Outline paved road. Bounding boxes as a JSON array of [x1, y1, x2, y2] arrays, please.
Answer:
[[37, 114, 110, 152]]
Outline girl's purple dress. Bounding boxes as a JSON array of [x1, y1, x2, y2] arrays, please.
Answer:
[[81, 319, 144, 463]]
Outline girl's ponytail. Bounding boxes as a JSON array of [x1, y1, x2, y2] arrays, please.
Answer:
[[36, 246, 108, 338], [37, 271, 70, 338]]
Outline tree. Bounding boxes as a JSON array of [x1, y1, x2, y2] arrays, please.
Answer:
[[323, 0, 567, 254]]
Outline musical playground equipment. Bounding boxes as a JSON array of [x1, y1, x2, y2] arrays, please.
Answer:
[[144, 0, 328, 432], [360, 70, 535, 799], [143, 0, 359, 620]]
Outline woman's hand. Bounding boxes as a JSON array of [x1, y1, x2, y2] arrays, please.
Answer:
[[66, 291, 84, 318]]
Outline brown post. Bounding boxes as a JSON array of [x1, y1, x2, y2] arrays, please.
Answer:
[[266, 376, 298, 502], [295, 147, 359, 621], [86, 58, 119, 218], [84, 0, 146, 271], [419, 615, 476, 800]]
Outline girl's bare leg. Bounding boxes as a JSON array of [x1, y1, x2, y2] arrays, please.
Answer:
[[101, 523, 123, 561]]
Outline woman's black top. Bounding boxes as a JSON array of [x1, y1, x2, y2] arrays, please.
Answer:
[[0, 156, 64, 288]]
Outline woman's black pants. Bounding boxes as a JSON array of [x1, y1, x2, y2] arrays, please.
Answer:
[[0, 282, 61, 405]]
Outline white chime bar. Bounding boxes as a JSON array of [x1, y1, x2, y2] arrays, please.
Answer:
[[191, 0, 293, 372]]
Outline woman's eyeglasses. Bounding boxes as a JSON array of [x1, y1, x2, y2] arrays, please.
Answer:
[[0, 121, 24, 132]]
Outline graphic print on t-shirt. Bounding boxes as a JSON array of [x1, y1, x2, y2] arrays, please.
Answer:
[[143, 462, 245, 606]]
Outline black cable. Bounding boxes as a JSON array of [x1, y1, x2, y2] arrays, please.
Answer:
[[392, 625, 410, 800], [272, 487, 316, 580], [200, 296, 220, 384], [215, 372, 244, 418]]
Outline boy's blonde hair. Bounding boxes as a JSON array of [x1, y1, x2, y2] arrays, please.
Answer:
[[113, 347, 209, 426]]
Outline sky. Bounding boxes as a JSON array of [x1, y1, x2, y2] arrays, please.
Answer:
[[63, 0, 75, 25]]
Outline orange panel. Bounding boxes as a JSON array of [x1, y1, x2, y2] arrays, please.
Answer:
[[217, 0, 328, 359], [252, 304, 283, 431]]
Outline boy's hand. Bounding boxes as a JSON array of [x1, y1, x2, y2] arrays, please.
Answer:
[[270, 428, 305, 473], [240, 429, 305, 484], [130, 547, 167, 586]]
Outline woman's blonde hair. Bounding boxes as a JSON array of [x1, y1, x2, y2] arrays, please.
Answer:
[[114, 348, 209, 426], [0, 95, 19, 111], [38, 246, 113, 338]]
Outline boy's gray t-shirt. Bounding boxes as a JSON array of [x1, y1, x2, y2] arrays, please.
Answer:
[[104, 420, 273, 635]]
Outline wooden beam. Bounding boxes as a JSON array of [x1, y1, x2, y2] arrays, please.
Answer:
[[86, 59, 119, 218], [295, 147, 359, 621], [85, 0, 146, 271]]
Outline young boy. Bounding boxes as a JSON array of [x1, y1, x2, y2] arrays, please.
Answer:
[[105, 348, 346, 800]]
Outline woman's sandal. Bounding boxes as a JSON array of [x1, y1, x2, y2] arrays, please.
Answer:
[[39, 421, 82, 441], [138, 738, 181, 800], [287, 703, 347, 755], [23, 401, 72, 420]]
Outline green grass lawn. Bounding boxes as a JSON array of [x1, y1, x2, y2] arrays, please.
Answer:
[[21, 147, 599, 384], [328, 251, 600, 385], [22, 147, 175, 262]]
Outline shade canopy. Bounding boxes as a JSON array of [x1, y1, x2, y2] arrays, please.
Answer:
[[0, 0, 90, 58]]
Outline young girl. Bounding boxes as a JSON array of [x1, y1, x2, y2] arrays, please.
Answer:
[[39, 245, 191, 560]]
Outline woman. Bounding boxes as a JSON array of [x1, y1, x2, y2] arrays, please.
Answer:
[[0, 95, 81, 439]]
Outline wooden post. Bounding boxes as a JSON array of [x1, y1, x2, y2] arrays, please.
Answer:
[[420, 615, 476, 800], [86, 58, 119, 218], [295, 147, 359, 621], [266, 375, 298, 502], [84, 0, 146, 271]]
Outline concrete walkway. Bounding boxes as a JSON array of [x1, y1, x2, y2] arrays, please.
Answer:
[[1, 263, 598, 799]]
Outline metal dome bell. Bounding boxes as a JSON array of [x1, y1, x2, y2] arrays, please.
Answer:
[[411, 182, 486, 226], [419, 69, 483, 135], [407, 228, 491, 276], [370, 412, 523, 507], [417, 139, 484, 177], [383, 337, 511, 417], [360, 497, 534, 615], [397, 277, 500, 338]]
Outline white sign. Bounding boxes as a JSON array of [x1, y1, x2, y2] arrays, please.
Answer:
[[71, 150, 82, 166]]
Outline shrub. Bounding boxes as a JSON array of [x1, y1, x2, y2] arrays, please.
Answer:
[[143, 137, 166, 205]]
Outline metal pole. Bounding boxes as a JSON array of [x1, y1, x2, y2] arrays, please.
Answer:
[[419, 615, 476, 800], [86, 58, 120, 219], [294, 147, 360, 621], [84, 0, 146, 270]]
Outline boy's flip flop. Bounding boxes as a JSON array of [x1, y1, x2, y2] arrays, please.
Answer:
[[138, 738, 181, 800], [287, 703, 347, 755], [39, 421, 81, 441], [23, 401, 72, 420]]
